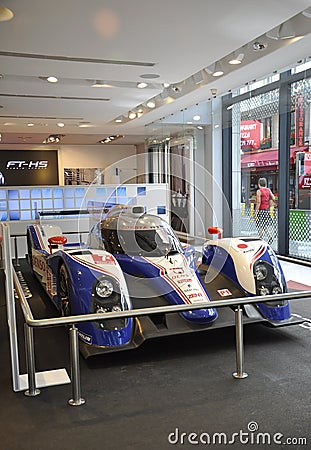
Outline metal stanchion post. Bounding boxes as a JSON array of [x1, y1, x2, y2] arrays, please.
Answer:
[[14, 236, 20, 267], [233, 306, 248, 379], [68, 324, 85, 406], [24, 324, 40, 396]]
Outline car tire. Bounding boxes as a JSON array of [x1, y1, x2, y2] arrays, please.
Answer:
[[59, 264, 71, 316]]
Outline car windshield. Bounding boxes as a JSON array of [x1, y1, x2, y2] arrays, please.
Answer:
[[101, 225, 182, 257]]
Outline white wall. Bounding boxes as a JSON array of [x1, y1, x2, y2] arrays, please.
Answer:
[[58, 144, 137, 184], [0, 143, 137, 185]]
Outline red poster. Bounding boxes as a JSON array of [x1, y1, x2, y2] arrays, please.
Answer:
[[304, 153, 311, 175], [240, 120, 262, 150]]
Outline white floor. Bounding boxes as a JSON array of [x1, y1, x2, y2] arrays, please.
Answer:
[[280, 260, 311, 290]]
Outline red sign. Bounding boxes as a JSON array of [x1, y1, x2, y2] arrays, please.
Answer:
[[240, 120, 262, 150], [304, 153, 311, 175], [295, 95, 305, 147], [299, 176, 311, 189]]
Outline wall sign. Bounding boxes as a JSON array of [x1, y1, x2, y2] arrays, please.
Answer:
[[240, 120, 262, 151], [0, 150, 58, 185]]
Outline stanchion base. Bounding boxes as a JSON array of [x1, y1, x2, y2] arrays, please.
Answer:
[[233, 372, 248, 379], [68, 398, 86, 406], [24, 388, 41, 397]]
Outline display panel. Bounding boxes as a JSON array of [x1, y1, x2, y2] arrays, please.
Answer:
[[0, 150, 58, 186]]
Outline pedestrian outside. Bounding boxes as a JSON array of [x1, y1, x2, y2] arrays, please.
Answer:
[[255, 177, 275, 243]]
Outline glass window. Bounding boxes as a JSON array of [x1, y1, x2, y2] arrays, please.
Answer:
[[232, 89, 279, 251], [20, 200, 31, 209], [8, 190, 18, 199], [53, 188, 63, 198], [137, 186, 146, 196]]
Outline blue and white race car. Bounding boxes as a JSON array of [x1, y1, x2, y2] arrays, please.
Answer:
[[26, 205, 292, 356]]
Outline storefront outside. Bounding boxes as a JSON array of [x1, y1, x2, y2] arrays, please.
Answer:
[[223, 61, 311, 261]]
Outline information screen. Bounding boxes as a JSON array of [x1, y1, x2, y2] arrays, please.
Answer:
[[0, 150, 59, 186]]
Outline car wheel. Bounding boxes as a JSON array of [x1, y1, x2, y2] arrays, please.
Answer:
[[59, 264, 71, 316]]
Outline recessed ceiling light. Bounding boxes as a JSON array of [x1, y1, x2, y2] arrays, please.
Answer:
[[4, 122, 14, 126], [78, 122, 94, 128], [213, 66, 224, 77], [128, 111, 137, 119], [228, 53, 244, 65], [27, 123, 34, 127], [193, 115, 201, 121], [163, 82, 170, 88], [146, 100, 156, 108], [57, 122, 65, 127], [197, 126, 203, 130], [137, 82, 148, 89], [0, 6, 14, 22], [47, 76, 58, 83], [140, 73, 160, 79], [187, 121, 192, 124], [92, 80, 113, 87], [115, 118, 122, 123]]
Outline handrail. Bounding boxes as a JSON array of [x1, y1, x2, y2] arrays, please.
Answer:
[[12, 261, 311, 406], [17, 287, 311, 328]]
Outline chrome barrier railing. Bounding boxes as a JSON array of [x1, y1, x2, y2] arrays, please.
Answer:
[[12, 264, 311, 406]]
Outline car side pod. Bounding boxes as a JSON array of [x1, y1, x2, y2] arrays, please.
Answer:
[[257, 301, 291, 322]]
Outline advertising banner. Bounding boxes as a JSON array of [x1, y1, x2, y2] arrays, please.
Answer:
[[240, 120, 262, 151], [0, 150, 58, 186]]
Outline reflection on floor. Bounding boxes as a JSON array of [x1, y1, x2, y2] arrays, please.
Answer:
[[280, 260, 311, 290]]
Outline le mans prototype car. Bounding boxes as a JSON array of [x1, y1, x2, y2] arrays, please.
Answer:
[[27, 205, 292, 357]]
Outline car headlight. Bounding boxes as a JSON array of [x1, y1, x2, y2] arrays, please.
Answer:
[[259, 286, 270, 296], [95, 279, 114, 298], [272, 286, 282, 294], [254, 264, 268, 281]]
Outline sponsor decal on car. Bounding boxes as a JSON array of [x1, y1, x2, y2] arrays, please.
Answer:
[[217, 288, 232, 297], [78, 330, 93, 345]]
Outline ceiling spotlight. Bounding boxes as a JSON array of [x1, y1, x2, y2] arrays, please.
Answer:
[[266, 21, 295, 40], [115, 118, 123, 123], [193, 115, 201, 121], [78, 122, 94, 128], [128, 111, 137, 119], [47, 76, 58, 83], [91, 80, 113, 87], [163, 82, 170, 88], [211, 62, 224, 77], [57, 122, 65, 127], [146, 100, 156, 108], [43, 134, 64, 144], [99, 135, 123, 144], [27, 123, 34, 127], [252, 41, 267, 51], [137, 82, 148, 89], [171, 85, 182, 93], [228, 52, 244, 65], [197, 126, 203, 130], [0, 6, 14, 22]]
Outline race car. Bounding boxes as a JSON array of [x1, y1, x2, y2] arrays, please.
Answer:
[[26, 205, 292, 357]]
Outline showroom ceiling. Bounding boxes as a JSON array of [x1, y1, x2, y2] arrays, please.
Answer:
[[0, 0, 311, 146]]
